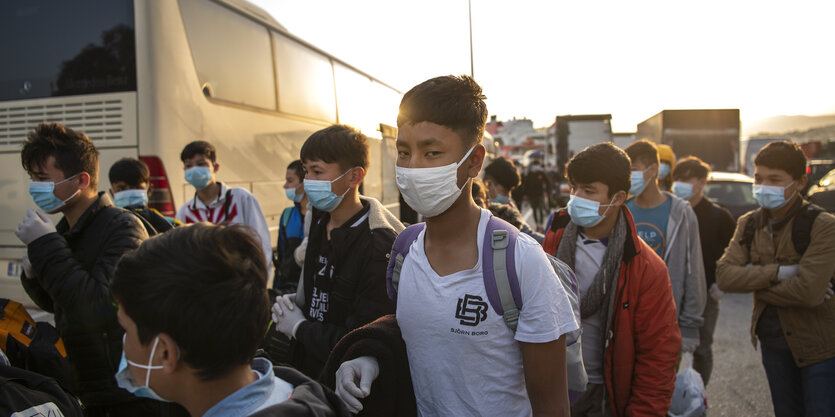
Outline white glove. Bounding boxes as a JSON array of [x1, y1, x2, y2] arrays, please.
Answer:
[[826, 282, 834, 301], [271, 294, 306, 339], [681, 336, 699, 354], [21, 252, 35, 279], [709, 283, 724, 301], [335, 356, 379, 414], [777, 264, 799, 281], [15, 209, 57, 245]]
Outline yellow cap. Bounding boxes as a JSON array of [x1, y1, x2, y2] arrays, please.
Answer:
[[657, 144, 675, 167]]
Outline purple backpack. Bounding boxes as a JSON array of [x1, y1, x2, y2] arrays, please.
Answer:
[[385, 215, 587, 403]]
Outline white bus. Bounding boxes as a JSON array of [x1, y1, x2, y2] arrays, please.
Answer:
[[0, 0, 402, 306]]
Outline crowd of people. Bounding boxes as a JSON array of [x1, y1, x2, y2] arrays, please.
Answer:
[[4, 75, 834, 417]]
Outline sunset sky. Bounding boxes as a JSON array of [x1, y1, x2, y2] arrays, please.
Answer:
[[253, 0, 835, 133]]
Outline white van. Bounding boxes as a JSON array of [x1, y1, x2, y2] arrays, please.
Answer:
[[0, 0, 402, 306]]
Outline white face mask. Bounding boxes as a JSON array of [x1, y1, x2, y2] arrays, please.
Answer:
[[396, 146, 475, 218]]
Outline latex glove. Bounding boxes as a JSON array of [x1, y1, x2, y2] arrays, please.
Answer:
[[21, 252, 35, 279], [826, 282, 834, 301], [681, 336, 699, 354], [15, 209, 57, 245], [777, 264, 799, 281], [335, 356, 379, 414], [709, 283, 724, 302], [272, 294, 306, 339]]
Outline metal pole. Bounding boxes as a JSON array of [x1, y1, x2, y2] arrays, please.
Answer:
[[469, 0, 474, 78]]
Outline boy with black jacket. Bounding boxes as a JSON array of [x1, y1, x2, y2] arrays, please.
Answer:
[[111, 223, 347, 417], [16, 122, 183, 416], [109, 157, 181, 234], [271, 125, 404, 378]]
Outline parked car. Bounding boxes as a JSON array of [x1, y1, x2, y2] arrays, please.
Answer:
[[805, 159, 835, 194], [808, 168, 835, 212], [703, 172, 758, 219]]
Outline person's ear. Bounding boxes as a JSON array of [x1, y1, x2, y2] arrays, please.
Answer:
[[467, 145, 486, 178], [212, 162, 220, 173], [612, 190, 628, 207], [156, 333, 180, 374], [350, 167, 366, 187], [146, 183, 154, 196], [77, 172, 92, 191], [797, 175, 808, 192]]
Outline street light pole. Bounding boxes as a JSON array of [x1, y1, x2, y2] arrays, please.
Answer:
[[468, 0, 474, 78]]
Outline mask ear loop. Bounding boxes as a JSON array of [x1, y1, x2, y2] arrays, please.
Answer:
[[332, 168, 356, 198]]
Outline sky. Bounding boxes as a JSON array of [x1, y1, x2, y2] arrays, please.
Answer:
[[252, 0, 835, 133]]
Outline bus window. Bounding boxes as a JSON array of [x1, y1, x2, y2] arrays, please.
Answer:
[[273, 33, 337, 123], [0, 0, 135, 102], [179, 0, 275, 110], [334, 63, 378, 138]]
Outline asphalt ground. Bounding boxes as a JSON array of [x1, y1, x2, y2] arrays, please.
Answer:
[[705, 292, 774, 416]]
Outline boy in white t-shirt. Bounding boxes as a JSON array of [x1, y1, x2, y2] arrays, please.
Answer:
[[334, 75, 578, 417]]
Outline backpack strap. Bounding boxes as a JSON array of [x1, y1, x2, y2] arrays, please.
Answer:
[[792, 203, 824, 255], [386, 223, 426, 301], [483, 216, 523, 332], [739, 210, 760, 255]]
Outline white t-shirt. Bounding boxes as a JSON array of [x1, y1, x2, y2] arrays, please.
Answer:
[[396, 209, 579, 417], [574, 232, 608, 384]]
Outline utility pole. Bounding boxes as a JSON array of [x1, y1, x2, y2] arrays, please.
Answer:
[[468, 0, 474, 78]]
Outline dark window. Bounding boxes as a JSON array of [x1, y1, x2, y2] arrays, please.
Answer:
[[0, 0, 136, 101]]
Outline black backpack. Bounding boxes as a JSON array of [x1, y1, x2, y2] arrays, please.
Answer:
[[0, 363, 84, 417], [739, 203, 825, 255]]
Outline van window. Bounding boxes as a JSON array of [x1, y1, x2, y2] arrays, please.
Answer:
[[179, 0, 275, 110], [273, 33, 336, 123], [0, 0, 136, 101]]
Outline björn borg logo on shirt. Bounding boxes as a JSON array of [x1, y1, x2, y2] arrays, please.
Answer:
[[455, 294, 488, 326]]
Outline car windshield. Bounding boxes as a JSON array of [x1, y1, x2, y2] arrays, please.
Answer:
[[704, 181, 757, 207]]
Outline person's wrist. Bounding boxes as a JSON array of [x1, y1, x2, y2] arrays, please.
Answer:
[[291, 319, 306, 339]]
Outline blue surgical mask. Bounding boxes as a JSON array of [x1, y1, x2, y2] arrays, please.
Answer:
[[658, 163, 671, 180], [113, 189, 149, 208], [567, 195, 615, 228], [753, 181, 796, 210], [29, 174, 81, 213], [672, 181, 694, 200], [285, 187, 304, 203], [304, 169, 352, 212], [490, 195, 510, 204], [184, 166, 213, 190], [115, 336, 171, 402], [629, 168, 651, 196]]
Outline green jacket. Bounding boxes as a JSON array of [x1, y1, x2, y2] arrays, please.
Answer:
[[716, 199, 835, 367]]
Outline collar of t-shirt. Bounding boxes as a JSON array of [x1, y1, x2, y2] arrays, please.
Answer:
[[318, 200, 370, 231], [191, 181, 229, 211], [578, 230, 608, 247], [202, 357, 293, 417]]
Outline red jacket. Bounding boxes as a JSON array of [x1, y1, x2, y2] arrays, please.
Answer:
[[543, 208, 680, 417]]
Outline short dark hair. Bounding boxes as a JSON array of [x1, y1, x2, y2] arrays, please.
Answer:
[[287, 159, 305, 181], [471, 177, 487, 206], [109, 158, 150, 187], [672, 156, 710, 180], [754, 141, 806, 179], [21, 122, 99, 188], [566, 142, 631, 197], [300, 124, 369, 171], [397, 75, 488, 146], [484, 157, 521, 191], [111, 223, 269, 381], [624, 139, 659, 168], [180, 141, 217, 163]]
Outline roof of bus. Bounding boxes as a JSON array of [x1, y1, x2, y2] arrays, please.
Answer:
[[217, 0, 402, 95]]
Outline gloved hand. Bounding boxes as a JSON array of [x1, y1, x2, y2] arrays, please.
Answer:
[[826, 282, 834, 301], [681, 336, 699, 354], [15, 209, 57, 245], [777, 264, 799, 281], [335, 356, 379, 414], [21, 252, 35, 279], [272, 294, 306, 339], [709, 283, 724, 301]]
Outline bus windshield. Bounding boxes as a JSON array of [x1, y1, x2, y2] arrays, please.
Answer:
[[0, 0, 136, 102]]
